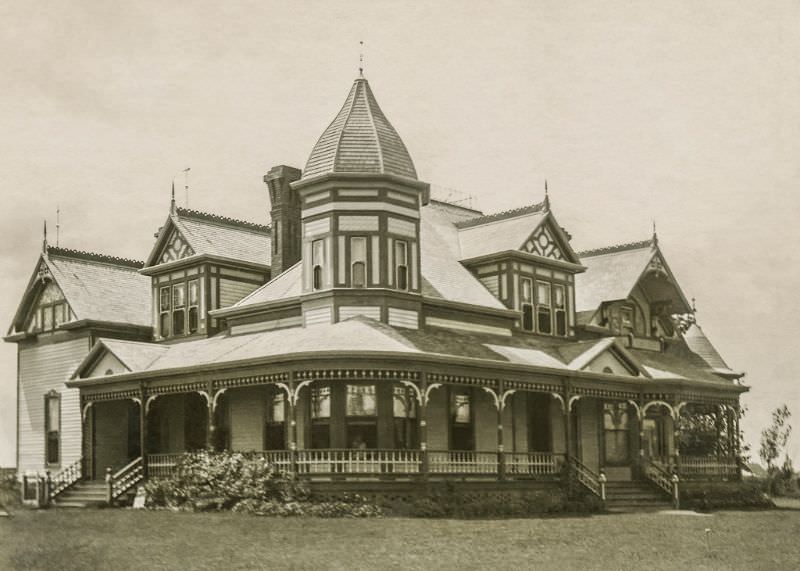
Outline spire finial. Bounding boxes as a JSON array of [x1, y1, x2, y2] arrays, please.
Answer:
[[42, 219, 48, 254], [170, 181, 176, 215], [652, 219, 658, 246], [543, 179, 550, 211], [359, 41, 364, 77]]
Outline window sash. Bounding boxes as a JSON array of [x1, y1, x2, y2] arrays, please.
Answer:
[[173, 283, 186, 309], [346, 384, 377, 416]]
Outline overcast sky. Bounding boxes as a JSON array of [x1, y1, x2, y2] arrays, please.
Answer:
[[1, 1, 798, 467]]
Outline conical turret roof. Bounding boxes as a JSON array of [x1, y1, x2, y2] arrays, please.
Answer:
[[302, 77, 417, 180]]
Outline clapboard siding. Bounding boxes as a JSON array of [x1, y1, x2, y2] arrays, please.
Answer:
[[219, 279, 260, 309], [18, 337, 89, 474]]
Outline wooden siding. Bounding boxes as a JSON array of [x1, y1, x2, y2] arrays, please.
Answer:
[[304, 306, 332, 327], [229, 315, 303, 335], [17, 337, 88, 474], [219, 279, 260, 309], [387, 307, 419, 329], [228, 387, 265, 451], [338, 306, 381, 321]]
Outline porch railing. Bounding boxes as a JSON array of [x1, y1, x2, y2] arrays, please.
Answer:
[[109, 457, 144, 501], [504, 452, 565, 477], [568, 456, 603, 499], [678, 455, 739, 480], [148, 453, 184, 478], [258, 450, 293, 471], [49, 457, 83, 499], [428, 451, 498, 475], [295, 449, 421, 476]]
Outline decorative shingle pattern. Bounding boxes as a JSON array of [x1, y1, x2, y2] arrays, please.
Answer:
[[457, 208, 547, 260], [233, 262, 302, 307], [574, 242, 654, 312], [46, 251, 151, 327], [172, 210, 271, 267], [303, 78, 417, 180]]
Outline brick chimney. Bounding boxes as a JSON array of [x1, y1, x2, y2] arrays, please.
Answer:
[[264, 165, 302, 276]]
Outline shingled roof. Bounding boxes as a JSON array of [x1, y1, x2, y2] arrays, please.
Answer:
[[145, 207, 271, 268], [683, 322, 739, 375], [302, 77, 417, 180]]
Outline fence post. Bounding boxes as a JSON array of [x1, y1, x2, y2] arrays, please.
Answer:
[[105, 466, 113, 505]]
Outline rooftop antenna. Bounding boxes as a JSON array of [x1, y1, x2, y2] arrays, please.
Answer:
[[183, 167, 191, 208], [56, 205, 60, 247], [359, 41, 364, 77]]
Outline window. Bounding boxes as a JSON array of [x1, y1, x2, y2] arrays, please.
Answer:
[[188, 280, 199, 334], [159, 287, 171, 337], [172, 283, 186, 335], [53, 303, 67, 328], [45, 392, 60, 465], [350, 237, 367, 288], [450, 389, 473, 450], [265, 391, 286, 450], [310, 386, 331, 449], [553, 284, 566, 336], [603, 402, 630, 465], [536, 281, 552, 334], [42, 306, 53, 332], [395, 240, 408, 290], [312, 239, 324, 291], [620, 306, 634, 333], [520, 277, 534, 331], [346, 384, 377, 449], [392, 385, 418, 449]]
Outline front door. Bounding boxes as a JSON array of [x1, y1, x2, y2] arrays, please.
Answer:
[[602, 402, 632, 469]]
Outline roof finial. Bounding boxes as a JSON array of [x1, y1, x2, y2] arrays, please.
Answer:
[[183, 167, 191, 208], [170, 181, 177, 215], [42, 219, 48, 254], [543, 179, 550, 211], [359, 41, 364, 77], [652, 219, 658, 246], [692, 297, 697, 313]]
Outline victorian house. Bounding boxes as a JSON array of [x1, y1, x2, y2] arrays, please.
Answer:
[[6, 74, 746, 507]]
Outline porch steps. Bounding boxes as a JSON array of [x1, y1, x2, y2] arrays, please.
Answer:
[[51, 480, 108, 508], [604, 481, 672, 511]]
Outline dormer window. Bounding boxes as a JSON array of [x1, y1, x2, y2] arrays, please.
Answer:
[[351, 237, 367, 288], [395, 240, 408, 290], [188, 280, 199, 334], [536, 281, 552, 334], [312, 239, 325, 290], [172, 283, 186, 335], [521, 278, 534, 331], [553, 284, 567, 336], [159, 287, 171, 336]]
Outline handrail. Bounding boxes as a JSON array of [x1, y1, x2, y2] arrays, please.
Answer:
[[109, 457, 144, 500], [643, 457, 673, 496], [568, 456, 603, 499], [49, 458, 83, 499]]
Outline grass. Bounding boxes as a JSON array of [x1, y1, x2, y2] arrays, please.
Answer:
[[1, 507, 799, 570]]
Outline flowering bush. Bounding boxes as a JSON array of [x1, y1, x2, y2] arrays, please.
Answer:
[[144, 451, 381, 517]]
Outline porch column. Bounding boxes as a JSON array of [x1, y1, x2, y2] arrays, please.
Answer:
[[419, 375, 429, 479], [288, 379, 298, 475], [205, 382, 216, 450], [637, 394, 645, 476], [139, 385, 148, 478], [563, 383, 573, 496], [496, 381, 505, 481]]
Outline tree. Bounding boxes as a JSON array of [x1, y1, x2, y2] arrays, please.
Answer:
[[759, 405, 792, 470]]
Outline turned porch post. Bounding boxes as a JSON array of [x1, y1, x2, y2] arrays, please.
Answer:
[[419, 374, 429, 480], [497, 380, 505, 481], [205, 381, 216, 450], [139, 384, 148, 478], [288, 378, 298, 475]]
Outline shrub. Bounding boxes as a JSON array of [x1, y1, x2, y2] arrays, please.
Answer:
[[680, 481, 775, 510], [0, 470, 20, 511], [144, 451, 381, 517]]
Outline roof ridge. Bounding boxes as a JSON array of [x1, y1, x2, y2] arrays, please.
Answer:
[[577, 238, 654, 258], [175, 207, 270, 233], [46, 246, 144, 269], [455, 202, 545, 229], [428, 198, 483, 216]]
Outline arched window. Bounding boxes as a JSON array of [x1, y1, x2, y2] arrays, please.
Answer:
[[312, 239, 325, 291], [350, 237, 367, 288], [395, 241, 408, 290]]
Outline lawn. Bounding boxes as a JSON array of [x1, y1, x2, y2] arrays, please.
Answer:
[[1, 507, 799, 570]]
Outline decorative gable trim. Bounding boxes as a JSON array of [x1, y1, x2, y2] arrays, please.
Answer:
[[6, 256, 72, 336], [519, 212, 581, 265], [158, 227, 195, 264]]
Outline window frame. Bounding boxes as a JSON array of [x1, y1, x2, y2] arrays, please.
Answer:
[[535, 280, 553, 334], [312, 239, 325, 291], [350, 236, 367, 288], [394, 240, 408, 291], [44, 391, 61, 466]]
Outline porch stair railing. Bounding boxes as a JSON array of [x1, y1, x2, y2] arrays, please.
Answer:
[[148, 453, 184, 478], [108, 457, 144, 502], [567, 456, 604, 500], [643, 457, 679, 507], [49, 457, 83, 499]]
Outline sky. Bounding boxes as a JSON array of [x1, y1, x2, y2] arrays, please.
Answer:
[[1, 1, 798, 468]]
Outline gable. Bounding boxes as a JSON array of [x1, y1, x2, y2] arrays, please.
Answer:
[[86, 351, 130, 378], [158, 228, 195, 264], [25, 279, 74, 334], [521, 220, 566, 261], [584, 349, 639, 377]]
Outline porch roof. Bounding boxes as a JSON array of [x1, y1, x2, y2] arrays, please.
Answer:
[[69, 316, 744, 394]]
